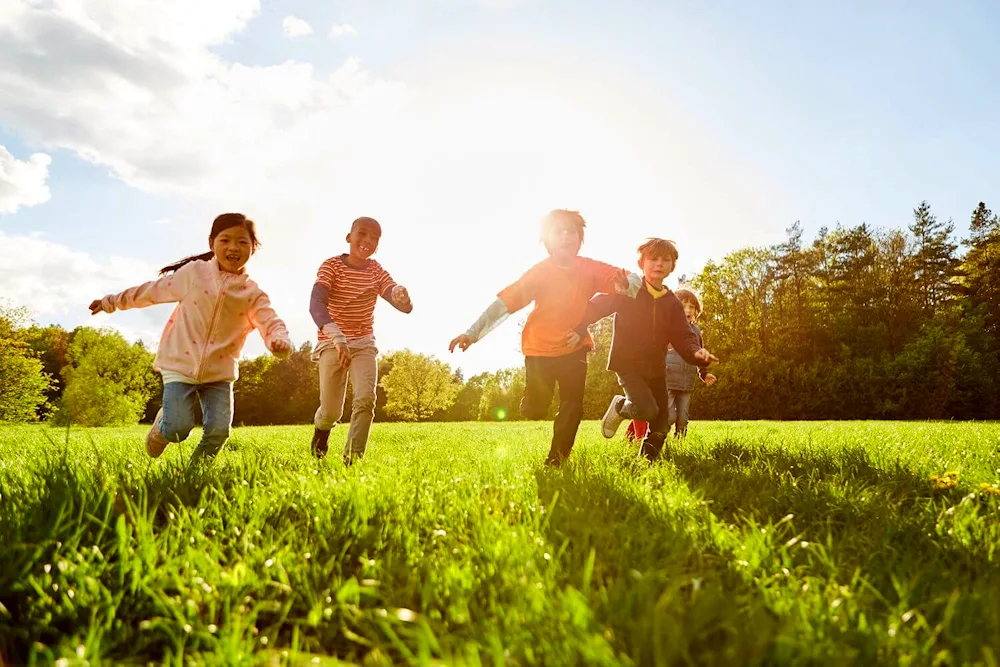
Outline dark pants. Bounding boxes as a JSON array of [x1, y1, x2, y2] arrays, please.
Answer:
[[617, 373, 671, 460], [521, 349, 588, 465]]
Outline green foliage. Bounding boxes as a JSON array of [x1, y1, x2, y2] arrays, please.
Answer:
[[379, 350, 461, 421], [0, 303, 52, 423], [1, 421, 1000, 664], [53, 327, 159, 426]]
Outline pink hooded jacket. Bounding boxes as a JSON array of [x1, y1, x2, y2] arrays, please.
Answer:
[[98, 258, 291, 383]]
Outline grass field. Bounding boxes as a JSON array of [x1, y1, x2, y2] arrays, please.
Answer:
[[2, 420, 1000, 666]]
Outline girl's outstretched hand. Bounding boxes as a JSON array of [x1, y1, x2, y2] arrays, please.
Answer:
[[89, 299, 104, 315], [449, 334, 472, 353]]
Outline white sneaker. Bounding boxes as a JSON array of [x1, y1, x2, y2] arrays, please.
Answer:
[[145, 408, 169, 458], [601, 395, 626, 439]]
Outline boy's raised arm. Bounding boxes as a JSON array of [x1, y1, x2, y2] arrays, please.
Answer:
[[572, 293, 620, 339]]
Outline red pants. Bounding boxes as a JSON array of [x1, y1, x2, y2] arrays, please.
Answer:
[[625, 420, 649, 442]]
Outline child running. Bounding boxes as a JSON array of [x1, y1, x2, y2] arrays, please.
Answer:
[[571, 238, 717, 461], [625, 288, 717, 442], [309, 216, 413, 465], [89, 213, 293, 465], [448, 209, 641, 466]]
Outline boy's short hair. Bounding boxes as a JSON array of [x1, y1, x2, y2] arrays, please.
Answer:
[[637, 238, 679, 262], [540, 209, 586, 244], [675, 288, 702, 314], [351, 216, 382, 235]]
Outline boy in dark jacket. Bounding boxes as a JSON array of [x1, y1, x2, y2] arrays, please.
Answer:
[[571, 239, 717, 461]]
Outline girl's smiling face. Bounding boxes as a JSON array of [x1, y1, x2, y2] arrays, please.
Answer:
[[212, 225, 253, 273]]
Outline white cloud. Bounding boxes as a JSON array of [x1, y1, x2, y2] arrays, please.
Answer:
[[329, 23, 357, 38], [282, 15, 313, 38], [0, 231, 164, 347], [0, 1, 788, 375], [0, 145, 52, 214]]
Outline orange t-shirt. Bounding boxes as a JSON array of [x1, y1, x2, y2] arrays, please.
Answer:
[[498, 256, 626, 358]]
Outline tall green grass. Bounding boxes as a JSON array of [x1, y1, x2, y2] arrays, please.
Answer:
[[1, 421, 999, 665]]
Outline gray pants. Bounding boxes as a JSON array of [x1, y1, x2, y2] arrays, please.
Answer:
[[314, 342, 378, 458], [668, 389, 692, 436]]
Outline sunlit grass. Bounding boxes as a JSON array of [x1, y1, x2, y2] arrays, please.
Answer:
[[1, 420, 999, 665]]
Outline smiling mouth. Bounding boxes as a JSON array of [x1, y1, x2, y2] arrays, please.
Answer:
[[359, 244, 373, 254], [225, 252, 242, 263]]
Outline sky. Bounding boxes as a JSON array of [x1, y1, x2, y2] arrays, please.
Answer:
[[1, 0, 998, 377]]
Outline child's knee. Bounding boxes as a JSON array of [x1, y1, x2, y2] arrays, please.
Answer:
[[519, 397, 548, 420], [160, 414, 195, 443], [352, 390, 376, 414], [632, 400, 660, 423]]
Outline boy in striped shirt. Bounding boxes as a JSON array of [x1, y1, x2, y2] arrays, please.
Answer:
[[309, 216, 413, 464]]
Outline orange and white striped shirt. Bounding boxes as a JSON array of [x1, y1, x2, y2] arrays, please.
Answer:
[[313, 255, 397, 346]]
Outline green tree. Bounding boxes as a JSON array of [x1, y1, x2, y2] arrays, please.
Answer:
[[379, 350, 460, 422], [55, 327, 159, 426], [0, 303, 52, 423], [21, 324, 72, 418], [909, 201, 959, 315], [478, 367, 526, 421], [961, 202, 1000, 338]]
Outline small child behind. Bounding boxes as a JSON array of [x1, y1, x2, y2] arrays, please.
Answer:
[[309, 216, 413, 465], [90, 213, 293, 465]]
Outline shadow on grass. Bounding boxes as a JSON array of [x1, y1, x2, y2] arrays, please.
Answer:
[[533, 462, 780, 666]]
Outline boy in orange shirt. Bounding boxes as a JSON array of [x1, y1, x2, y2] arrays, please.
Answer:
[[449, 209, 640, 466]]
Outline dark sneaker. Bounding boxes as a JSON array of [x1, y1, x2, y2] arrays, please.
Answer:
[[311, 428, 330, 459]]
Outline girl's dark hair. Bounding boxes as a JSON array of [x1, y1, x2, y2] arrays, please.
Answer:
[[159, 213, 261, 275]]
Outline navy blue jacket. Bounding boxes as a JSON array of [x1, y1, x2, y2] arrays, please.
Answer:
[[574, 285, 708, 378]]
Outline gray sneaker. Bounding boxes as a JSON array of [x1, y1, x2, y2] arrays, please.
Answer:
[[601, 395, 626, 439]]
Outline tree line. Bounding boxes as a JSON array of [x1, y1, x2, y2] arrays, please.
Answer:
[[1, 200, 998, 425]]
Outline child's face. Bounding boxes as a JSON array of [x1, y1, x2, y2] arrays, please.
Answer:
[[211, 225, 253, 273], [681, 300, 699, 322], [346, 220, 381, 260], [639, 254, 675, 284], [543, 219, 583, 260]]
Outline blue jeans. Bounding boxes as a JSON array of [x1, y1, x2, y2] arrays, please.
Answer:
[[668, 389, 692, 436], [160, 381, 233, 464]]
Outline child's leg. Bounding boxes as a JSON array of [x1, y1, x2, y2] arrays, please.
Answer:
[[546, 349, 588, 465], [666, 389, 679, 435], [344, 343, 378, 462], [520, 356, 557, 421], [158, 382, 199, 449], [312, 347, 350, 456], [601, 374, 657, 439], [673, 391, 692, 437], [639, 377, 672, 460], [190, 381, 233, 465]]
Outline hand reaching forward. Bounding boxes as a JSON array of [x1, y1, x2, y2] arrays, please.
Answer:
[[703, 373, 717, 387], [694, 348, 719, 364], [449, 334, 473, 353], [392, 285, 412, 311]]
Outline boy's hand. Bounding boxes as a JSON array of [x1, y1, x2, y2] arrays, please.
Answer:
[[694, 348, 719, 364], [449, 334, 473, 353], [334, 343, 351, 368], [270, 339, 292, 356], [88, 299, 104, 315], [565, 330, 582, 348], [392, 285, 412, 311], [703, 373, 717, 387]]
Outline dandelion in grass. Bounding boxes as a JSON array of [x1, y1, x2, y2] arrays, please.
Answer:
[[930, 471, 959, 490], [980, 483, 1000, 497]]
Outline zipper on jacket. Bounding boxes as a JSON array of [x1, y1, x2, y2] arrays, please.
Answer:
[[194, 272, 231, 381]]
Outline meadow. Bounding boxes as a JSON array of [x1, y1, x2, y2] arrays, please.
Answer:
[[1, 420, 999, 666]]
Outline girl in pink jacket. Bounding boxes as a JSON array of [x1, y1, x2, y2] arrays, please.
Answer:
[[90, 213, 293, 465]]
